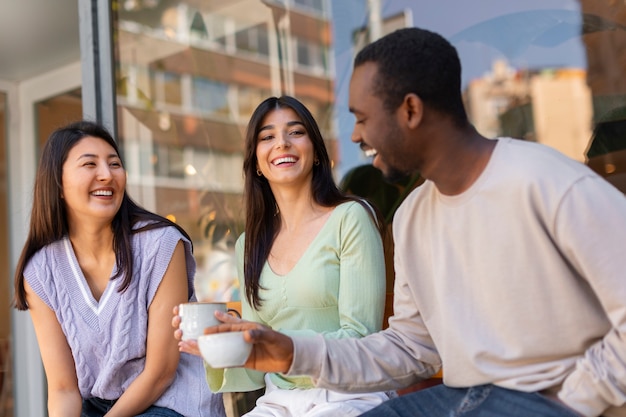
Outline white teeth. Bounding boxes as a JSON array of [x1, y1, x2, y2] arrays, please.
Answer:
[[273, 157, 297, 165], [364, 149, 378, 158], [92, 190, 113, 196]]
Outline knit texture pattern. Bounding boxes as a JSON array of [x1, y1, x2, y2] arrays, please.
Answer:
[[24, 224, 225, 416]]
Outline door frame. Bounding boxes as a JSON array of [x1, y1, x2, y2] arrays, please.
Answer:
[[3, 60, 82, 417]]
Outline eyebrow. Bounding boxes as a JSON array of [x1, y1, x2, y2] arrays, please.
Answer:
[[258, 120, 305, 133], [76, 153, 120, 160]]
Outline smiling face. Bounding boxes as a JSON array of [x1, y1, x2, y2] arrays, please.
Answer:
[[255, 107, 315, 188], [349, 62, 416, 182], [61, 136, 126, 227]]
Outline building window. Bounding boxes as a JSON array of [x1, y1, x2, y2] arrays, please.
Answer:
[[235, 23, 270, 57], [192, 77, 229, 116], [295, 37, 327, 74]]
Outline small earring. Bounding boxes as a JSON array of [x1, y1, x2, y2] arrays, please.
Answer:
[[314, 159, 320, 166], [256, 169, 262, 176]]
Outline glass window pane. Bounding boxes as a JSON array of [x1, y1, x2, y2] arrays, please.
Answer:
[[192, 77, 229, 115], [114, 0, 626, 304]]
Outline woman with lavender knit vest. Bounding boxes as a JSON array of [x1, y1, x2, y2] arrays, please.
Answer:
[[13, 121, 225, 417]]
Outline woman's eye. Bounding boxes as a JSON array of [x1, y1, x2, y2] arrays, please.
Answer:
[[260, 135, 273, 141], [290, 130, 305, 136]]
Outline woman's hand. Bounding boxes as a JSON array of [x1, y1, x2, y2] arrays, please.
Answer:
[[171, 304, 201, 356], [171, 304, 183, 341]]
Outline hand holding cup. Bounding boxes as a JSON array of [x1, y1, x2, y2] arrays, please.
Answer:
[[172, 302, 239, 356], [204, 310, 295, 374]]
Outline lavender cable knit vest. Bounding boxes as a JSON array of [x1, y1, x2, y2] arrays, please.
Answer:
[[24, 225, 225, 416]]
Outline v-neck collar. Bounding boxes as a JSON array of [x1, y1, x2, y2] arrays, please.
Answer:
[[266, 204, 341, 277], [63, 237, 116, 315]]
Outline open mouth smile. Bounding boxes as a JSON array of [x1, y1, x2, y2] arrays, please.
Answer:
[[91, 190, 113, 196], [272, 156, 298, 166]]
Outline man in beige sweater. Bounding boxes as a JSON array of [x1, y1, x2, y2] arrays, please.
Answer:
[[199, 27, 626, 417]]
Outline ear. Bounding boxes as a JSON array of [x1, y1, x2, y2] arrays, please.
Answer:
[[402, 93, 423, 129]]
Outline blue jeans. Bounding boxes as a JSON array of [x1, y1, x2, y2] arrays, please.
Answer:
[[359, 384, 582, 417], [81, 397, 183, 417]]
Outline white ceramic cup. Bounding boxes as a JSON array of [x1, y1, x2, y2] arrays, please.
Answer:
[[178, 302, 238, 341], [198, 331, 252, 368]]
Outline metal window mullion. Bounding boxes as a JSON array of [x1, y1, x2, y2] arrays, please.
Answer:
[[79, 0, 117, 136]]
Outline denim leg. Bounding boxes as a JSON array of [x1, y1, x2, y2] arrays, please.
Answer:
[[358, 384, 582, 417], [81, 398, 183, 417], [358, 384, 470, 416], [476, 386, 581, 417], [81, 397, 116, 417]]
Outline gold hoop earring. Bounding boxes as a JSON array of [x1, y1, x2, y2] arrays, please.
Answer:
[[256, 169, 262, 176]]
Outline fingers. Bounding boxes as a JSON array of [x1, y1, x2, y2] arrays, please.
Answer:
[[178, 339, 201, 356], [203, 319, 266, 335], [171, 305, 181, 330], [173, 328, 183, 341], [172, 305, 183, 340], [215, 309, 243, 323]]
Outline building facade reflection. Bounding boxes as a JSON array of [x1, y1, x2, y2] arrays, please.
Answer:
[[115, 0, 336, 301], [112, 0, 626, 302]]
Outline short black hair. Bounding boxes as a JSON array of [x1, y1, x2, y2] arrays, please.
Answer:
[[355, 27, 468, 125]]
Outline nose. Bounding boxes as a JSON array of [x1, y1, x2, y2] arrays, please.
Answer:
[[350, 125, 362, 144], [276, 132, 291, 148], [97, 163, 113, 181]]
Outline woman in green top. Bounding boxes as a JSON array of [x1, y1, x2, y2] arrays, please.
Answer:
[[176, 96, 389, 416]]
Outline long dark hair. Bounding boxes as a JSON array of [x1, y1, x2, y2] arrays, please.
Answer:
[[13, 120, 191, 310], [242, 96, 383, 308]]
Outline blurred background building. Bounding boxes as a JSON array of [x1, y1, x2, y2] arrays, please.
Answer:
[[1, 0, 625, 415]]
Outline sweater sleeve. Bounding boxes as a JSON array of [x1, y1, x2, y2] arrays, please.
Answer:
[[554, 176, 626, 416], [288, 327, 439, 393]]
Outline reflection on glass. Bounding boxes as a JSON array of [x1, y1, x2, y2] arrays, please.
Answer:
[[586, 106, 626, 193], [113, 0, 626, 301], [453, 0, 626, 193], [114, 0, 335, 301]]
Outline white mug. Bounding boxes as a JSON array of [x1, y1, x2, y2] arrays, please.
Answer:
[[198, 331, 252, 368], [178, 302, 239, 341]]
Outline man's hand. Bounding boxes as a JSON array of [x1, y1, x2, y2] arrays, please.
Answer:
[[205, 310, 294, 374], [172, 306, 294, 372]]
